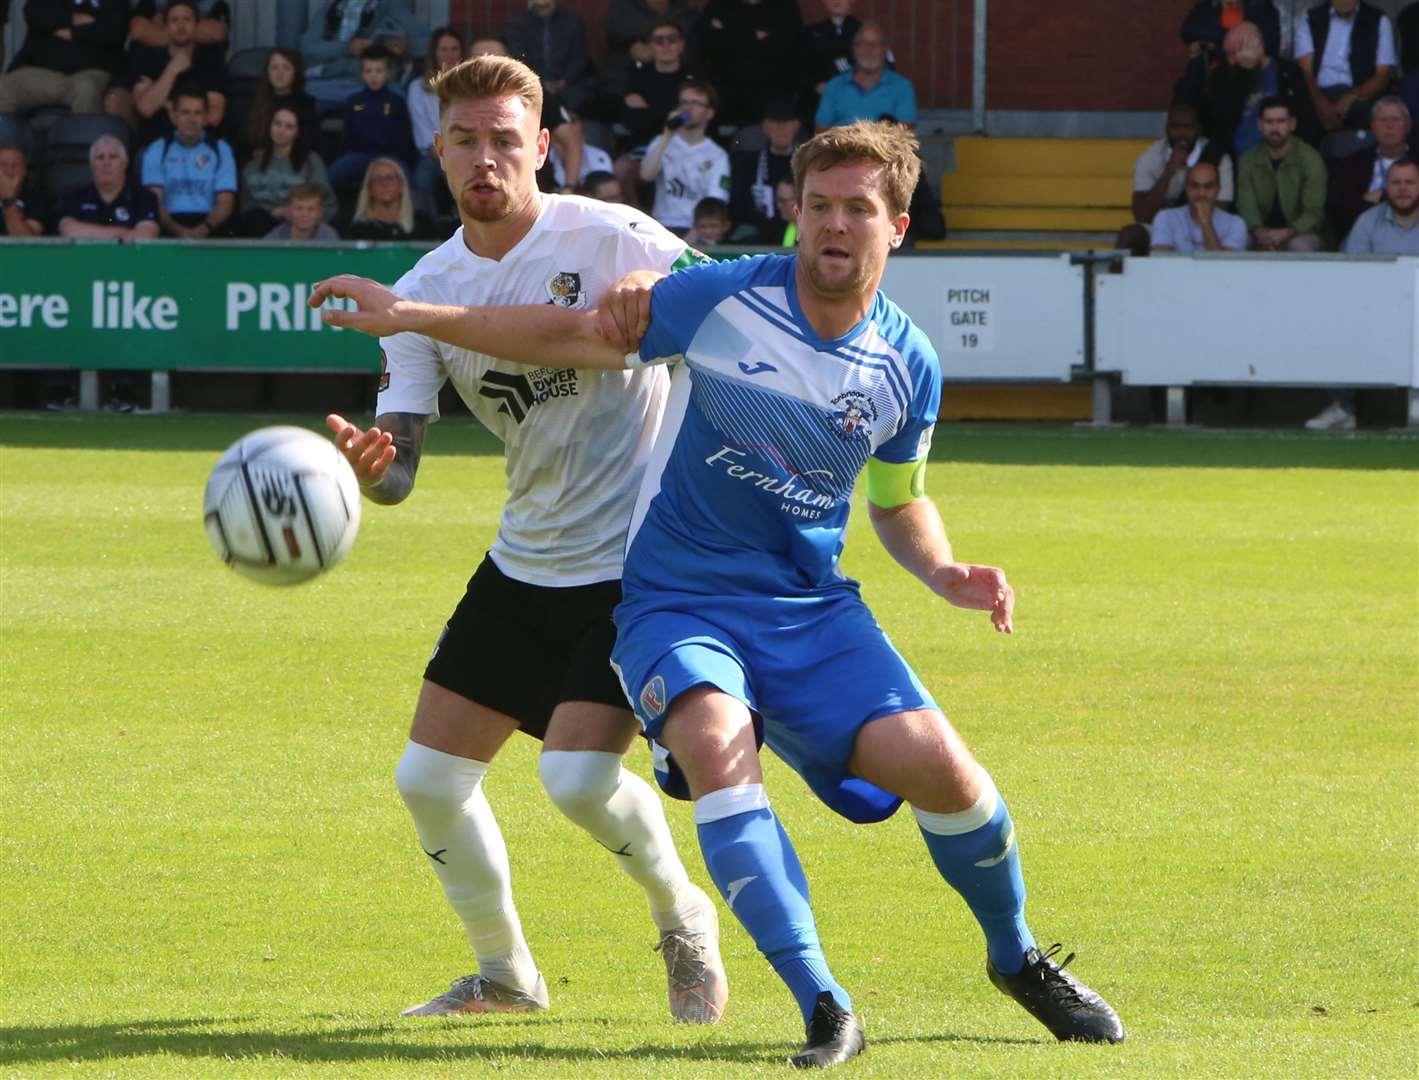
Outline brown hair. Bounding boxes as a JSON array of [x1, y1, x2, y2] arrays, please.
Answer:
[[432, 54, 542, 121], [791, 120, 921, 217], [422, 26, 466, 89], [678, 78, 716, 113], [287, 182, 325, 204]]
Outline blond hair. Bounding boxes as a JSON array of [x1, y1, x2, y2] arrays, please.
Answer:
[[353, 157, 414, 234], [791, 121, 921, 217], [431, 53, 543, 122]]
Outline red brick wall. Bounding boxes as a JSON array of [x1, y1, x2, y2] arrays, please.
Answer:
[[985, 1, 1180, 111], [447, 1, 1179, 112]]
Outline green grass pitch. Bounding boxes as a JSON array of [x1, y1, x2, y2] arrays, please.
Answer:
[[2, 413, 1416, 1078]]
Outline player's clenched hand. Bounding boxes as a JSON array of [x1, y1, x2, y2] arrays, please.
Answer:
[[326, 412, 396, 488], [931, 562, 1015, 634], [595, 269, 663, 354], [309, 275, 405, 337]]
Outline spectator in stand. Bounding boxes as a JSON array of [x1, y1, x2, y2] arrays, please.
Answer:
[[815, 21, 917, 132], [694, 0, 802, 128], [1342, 154, 1419, 250], [800, 0, 865, 123], [619, 21, 695, 155], [467, 34, 584, 196], [1296, 0, 1398, 133], [1180, 1, 1281, 67], [684, 195, 733, 247], [604, 0, 699, 95], [1132, 102, 1235, 228], [57, 134, 158, 240], [1328, 96, 1411, 237], [343, 156, 433, 240], [578, 169, 627, 203], [241, 49, 318, 162], [110, 0, 227, 124], [728, 96, 802, 238], [1305, 157, 1419, 430], [265, 181, 341, 241], [128, 0, 228, 48], [505, 0, 598, 118], [1196, 22, 1318, 161], [1150, 161, 1249, 251], [0, 0, 129, 116], [0, 143, 44, 237], [1237, 96, 1328, 250], [328, 46, 414, 195], [141, 83, 236, 238], [760, 175, 797, 245], [409, 27, 465, 212], [238, 105, 336, 236], [300, 0, 424, 110], [127, 1, 227, 143], [639, 78, 730, 233]]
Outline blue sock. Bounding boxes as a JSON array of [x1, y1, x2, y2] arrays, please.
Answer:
[[915, 772, 1036, 975], [695, 786, 851, 1021]]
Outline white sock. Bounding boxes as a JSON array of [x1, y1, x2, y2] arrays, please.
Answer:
[[395, 740, 538, 990], [540, 750, 700, 931]]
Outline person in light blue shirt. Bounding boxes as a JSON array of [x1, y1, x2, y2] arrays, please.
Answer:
[[140, 85, 236, 237], [1151, 162, 1249, 251], [310, 119, 1125, 1067], [815, 20, 916, 131]]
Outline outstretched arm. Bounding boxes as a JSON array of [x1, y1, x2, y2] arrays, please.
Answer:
[[867, 494, 1015, 634], [309, 275, 631, 370], [326, 411, 426, 505]]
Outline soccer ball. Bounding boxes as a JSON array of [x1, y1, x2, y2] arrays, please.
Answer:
[[203, 426, 361, 585]]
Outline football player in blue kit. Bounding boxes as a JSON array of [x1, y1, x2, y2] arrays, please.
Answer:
[[312, 119, 1124, 1068]]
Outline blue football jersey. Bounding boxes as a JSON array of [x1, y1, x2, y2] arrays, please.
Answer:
[[626, 253, 940, 598]]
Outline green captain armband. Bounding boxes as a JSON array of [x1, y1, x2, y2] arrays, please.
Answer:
[[866, 457, 927, 508]]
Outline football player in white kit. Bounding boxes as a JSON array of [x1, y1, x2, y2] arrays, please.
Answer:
[[323, 54, 727, 1023]]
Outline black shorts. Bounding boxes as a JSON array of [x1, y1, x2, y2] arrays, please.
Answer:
[[423, 554, 630, 740]]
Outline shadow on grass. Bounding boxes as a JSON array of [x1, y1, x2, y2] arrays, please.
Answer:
[[0, 412, 504, 458], [3, 413, 1415, 471], [0, 1015, 1041, 1067]]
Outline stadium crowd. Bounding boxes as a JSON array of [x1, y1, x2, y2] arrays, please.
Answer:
[[1, 1, 1416, 423], [0, 0, 948, 247]]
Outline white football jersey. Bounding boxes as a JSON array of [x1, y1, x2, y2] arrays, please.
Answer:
[[378, 194, 695, 586]]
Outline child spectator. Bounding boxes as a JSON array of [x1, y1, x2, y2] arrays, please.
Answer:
[[760, 176, 797, 245], [265, 182, 340, 241], [729, 97, 803, 236], [408, 27, 465, 212], [328, 45, 414, 195], [238, 105, 336, 236], [241, 48, 318, 162], [640, 79, 730, 233], [0, 143, 44, 237], [684, 196, 732, 246], [141, 83, 236, 238], [300, 0, 424, 109], [343, 157, 434, 240]]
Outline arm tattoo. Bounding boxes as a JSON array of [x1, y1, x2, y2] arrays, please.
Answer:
[[363, 411, 426, 505]]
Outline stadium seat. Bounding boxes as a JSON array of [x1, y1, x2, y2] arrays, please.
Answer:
[[42, 114, 132, 203], [0, 113, 33, 158], [940, 136, 1152, 247]]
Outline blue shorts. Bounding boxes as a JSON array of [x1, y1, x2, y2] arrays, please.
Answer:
[[611, 588, 938, 823]]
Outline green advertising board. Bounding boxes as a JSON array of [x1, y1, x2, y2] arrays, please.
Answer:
[[0, 240, 429, 372]]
